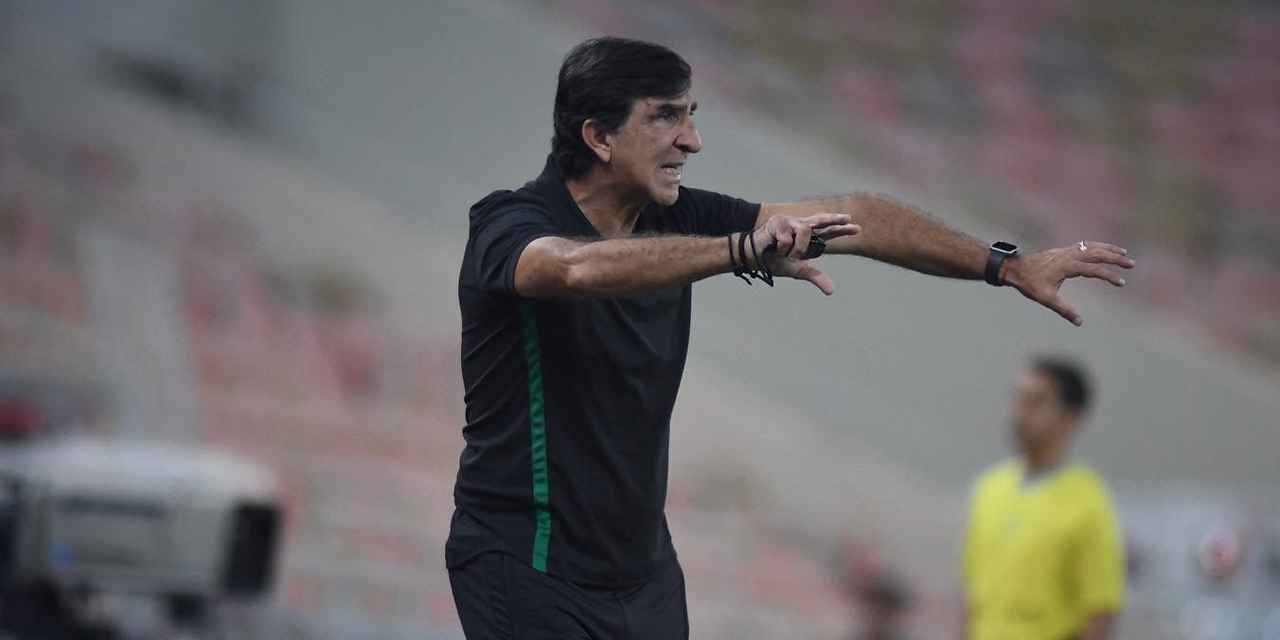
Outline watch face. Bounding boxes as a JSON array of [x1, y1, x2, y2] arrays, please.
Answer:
[[992, 241, 1019, 255]]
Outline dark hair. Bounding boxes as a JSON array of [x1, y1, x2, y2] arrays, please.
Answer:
[[551, 37, 692, 180], [1031, 356, 1092, 414]]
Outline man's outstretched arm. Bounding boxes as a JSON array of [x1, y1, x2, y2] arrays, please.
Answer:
[[512, 213, 858, 298], [757, 195, 1136, 326]]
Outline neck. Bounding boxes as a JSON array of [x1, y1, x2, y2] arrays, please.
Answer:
[[1023, 440, 1068, 477], [565, 168, 650, 239]]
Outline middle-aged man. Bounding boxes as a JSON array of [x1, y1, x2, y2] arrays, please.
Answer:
[[450, 37, 1135, 639], [960, 358, 1126, 640]]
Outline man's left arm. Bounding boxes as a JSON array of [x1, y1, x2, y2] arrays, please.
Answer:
[[1081, 612, 1116, 640], [757, 195, 1135, 326]]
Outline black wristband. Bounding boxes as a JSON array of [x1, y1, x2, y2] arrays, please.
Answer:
[[748, 229, 774, 287], [733, 232, 753, 285]]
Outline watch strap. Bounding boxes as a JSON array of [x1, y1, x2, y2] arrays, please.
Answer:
[[985, 244, 1016, 286]]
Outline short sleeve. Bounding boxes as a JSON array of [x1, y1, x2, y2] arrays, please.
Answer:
[[468, 197, 560, 295], [665, 187, 760, 236], [1074, 486, 1126, 614]]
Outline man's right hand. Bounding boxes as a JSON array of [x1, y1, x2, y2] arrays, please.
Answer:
[[743, 213, 860, 295]]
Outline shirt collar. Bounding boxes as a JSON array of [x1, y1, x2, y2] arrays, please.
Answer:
[[1020, 459, 1069, 489], [531, 155, 599, 236]]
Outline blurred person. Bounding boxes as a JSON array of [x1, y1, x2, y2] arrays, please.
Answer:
[[959, 358, 1125, 640], [450, 37, 1134, 639], [853, 574, 913, 640]]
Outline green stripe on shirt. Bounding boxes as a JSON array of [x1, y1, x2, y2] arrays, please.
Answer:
[[520, 302, 551, 572]]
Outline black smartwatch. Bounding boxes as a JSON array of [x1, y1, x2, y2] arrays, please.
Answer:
[[985, 241, 1019, 286]]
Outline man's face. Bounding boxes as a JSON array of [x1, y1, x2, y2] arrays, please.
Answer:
[[606, 94, 701, 206], [1009, 371, 1076, 456]]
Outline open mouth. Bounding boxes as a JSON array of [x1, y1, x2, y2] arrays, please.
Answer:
[[660, 163, 683, 180]]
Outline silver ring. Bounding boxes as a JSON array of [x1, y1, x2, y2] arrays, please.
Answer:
[[1077, 241, 1088, 252]]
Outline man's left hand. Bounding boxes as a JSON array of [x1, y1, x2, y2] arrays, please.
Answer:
[[1003, 241, 1135, 326]]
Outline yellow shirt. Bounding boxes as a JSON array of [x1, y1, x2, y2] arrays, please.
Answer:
[[962, 460, 1125, 640]]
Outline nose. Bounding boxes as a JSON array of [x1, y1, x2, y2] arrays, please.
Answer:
[[676, 120, 701, 154]]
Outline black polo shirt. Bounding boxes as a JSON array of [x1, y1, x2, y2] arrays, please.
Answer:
[[448, 156, 759, 586]]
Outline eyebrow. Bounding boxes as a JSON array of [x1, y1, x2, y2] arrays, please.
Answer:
[[655, 100, 697, 114]]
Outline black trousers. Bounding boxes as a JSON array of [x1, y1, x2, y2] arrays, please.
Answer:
[[448, 552, 689, 639]]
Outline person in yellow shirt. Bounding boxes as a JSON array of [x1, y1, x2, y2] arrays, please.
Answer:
[[960, 357, 1125, 640]]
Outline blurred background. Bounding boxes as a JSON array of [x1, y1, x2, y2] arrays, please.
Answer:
[[0, 0, 1277, 638]]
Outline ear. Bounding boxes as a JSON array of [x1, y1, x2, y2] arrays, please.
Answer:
[[581, 119, 613, 164]]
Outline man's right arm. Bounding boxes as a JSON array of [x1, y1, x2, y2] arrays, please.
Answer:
[[511, 213, 858, 298], [515, 234, 735, 298]]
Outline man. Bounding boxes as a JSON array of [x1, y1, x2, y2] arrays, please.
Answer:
[[450, 37, 1134, 638], [960, 358, 1126, 640]]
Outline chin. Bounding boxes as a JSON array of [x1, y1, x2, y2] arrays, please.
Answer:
[[652, 186, 681, 207]]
